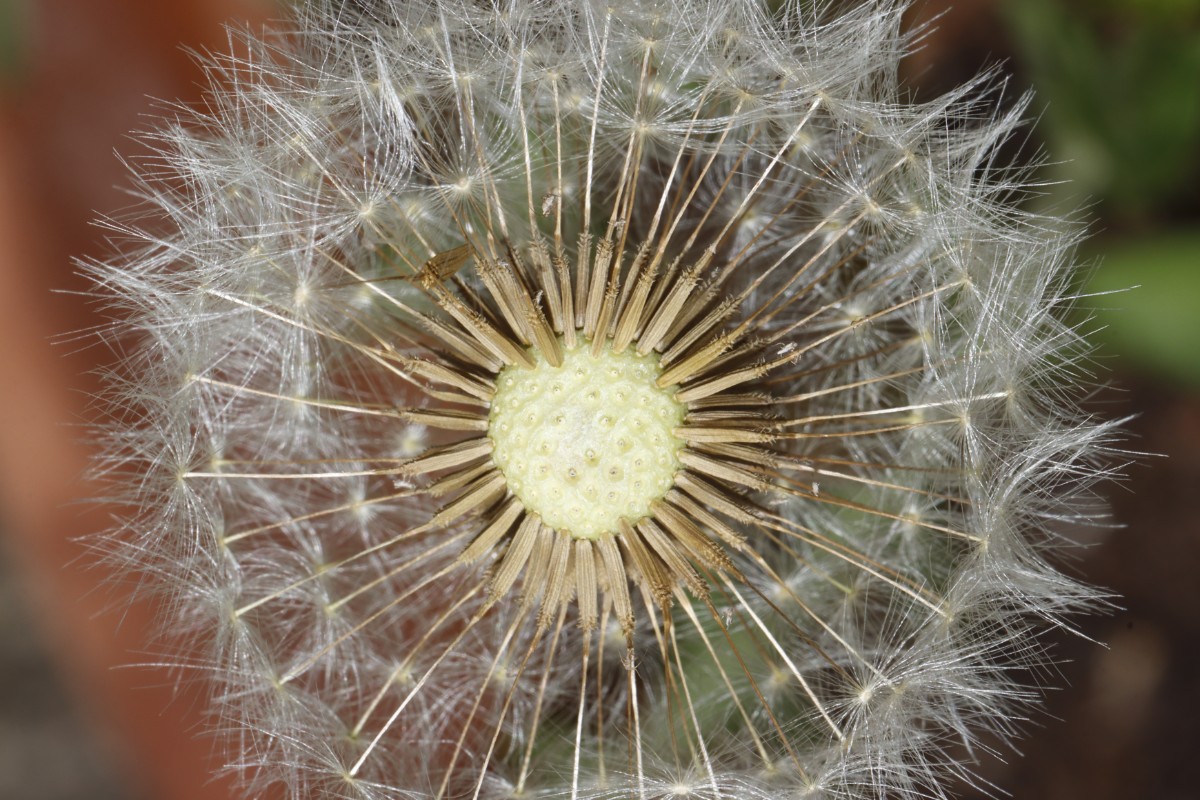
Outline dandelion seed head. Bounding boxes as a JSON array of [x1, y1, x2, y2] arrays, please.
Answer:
[[87, 0, 1122, 798]]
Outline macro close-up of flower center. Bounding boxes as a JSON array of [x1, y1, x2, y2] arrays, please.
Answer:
[[88, 1, 1117, 799], [487, 339, 685, 540], [388, 217, 812, 638]]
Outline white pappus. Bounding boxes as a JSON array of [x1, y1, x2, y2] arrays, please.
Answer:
[[85, 1, 1122, 798]]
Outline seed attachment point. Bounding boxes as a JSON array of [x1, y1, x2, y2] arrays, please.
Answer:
[[488, 339, 686, 540]]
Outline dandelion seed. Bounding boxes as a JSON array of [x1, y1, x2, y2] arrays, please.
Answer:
[[87, 1, 1120, 799]]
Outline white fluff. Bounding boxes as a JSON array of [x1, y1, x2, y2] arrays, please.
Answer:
[[85, 1, 1121, 798]]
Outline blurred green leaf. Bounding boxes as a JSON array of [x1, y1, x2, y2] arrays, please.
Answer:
[[1085, 233, 1200, 385], [1097, 0, 1200, 21], [0, 0, 28, 80], [1004, 0, 1200, 222]]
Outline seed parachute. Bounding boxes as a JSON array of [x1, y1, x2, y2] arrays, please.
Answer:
[[87, 1, 1119, 798]]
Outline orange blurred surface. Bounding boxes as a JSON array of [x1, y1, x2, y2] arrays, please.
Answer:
[[0, 3, 273, 799]]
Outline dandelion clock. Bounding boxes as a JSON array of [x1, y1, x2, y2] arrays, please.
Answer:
[[86, 1, 1121, 798]]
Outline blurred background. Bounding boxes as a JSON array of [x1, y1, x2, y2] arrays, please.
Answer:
[[0, 1, 1196, 798]]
